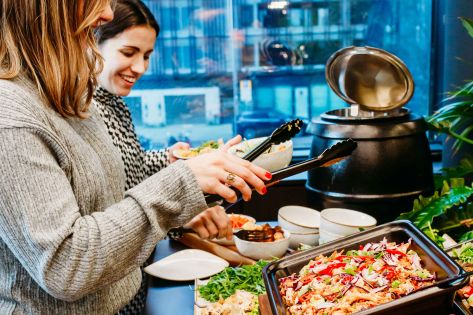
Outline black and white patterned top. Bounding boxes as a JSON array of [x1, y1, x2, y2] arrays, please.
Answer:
[[94, 86, 170, 191], [94, 86, 169, 315]]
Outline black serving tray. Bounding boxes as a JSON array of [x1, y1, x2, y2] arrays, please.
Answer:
[[446, 240, 473, 315], [263, 220, 468, 315]]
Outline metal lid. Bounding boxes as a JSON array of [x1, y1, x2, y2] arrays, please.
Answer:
[[325, 46, 414, 112]]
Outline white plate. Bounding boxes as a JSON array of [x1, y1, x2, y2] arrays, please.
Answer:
[[173, 148, 218, 160], [172, 149, 194, 160], [144, 249, 229, 281]]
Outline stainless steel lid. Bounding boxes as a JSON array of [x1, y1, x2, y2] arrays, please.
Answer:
[[325, 46, 414, 112]]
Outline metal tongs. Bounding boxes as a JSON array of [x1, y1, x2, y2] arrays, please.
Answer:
[[204, 138, 358, 205], [241, 118, 304, 162], [168, 119, 304, 240]]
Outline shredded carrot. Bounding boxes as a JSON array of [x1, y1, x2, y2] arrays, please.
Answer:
[[229, 215, 250, 229]]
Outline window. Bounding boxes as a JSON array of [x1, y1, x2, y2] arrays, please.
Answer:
[[131, 0, 433, 150]]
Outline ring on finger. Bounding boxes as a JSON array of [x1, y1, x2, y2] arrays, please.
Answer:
[[226, 172, 236, 185]]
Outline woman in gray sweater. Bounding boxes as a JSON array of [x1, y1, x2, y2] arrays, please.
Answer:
[[0, 1, 270, 314]]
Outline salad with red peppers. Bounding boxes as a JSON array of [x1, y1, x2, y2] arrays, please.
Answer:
[[279, 238, 436, 315]]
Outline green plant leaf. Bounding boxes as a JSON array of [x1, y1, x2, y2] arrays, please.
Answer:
[[460, 230, 473, 241], [413, 185, 473, 230], [440, 157, 473, 179], [460, 17, 473, 38]]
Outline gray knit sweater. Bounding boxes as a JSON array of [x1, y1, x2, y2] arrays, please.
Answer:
[[0, 76, 207, 314]]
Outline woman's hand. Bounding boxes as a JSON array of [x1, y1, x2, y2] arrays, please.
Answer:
[[220, 135, 242, 151], [185, 150, 271, 203], [168, 142, 190, 163], [183, 206, 232, 240]]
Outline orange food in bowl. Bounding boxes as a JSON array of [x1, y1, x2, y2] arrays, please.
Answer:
[[228, 214, 255, 229]]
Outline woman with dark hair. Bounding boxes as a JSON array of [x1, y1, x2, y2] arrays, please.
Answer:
[[94, 1, 242, 313], [0, 0, 270, 314]]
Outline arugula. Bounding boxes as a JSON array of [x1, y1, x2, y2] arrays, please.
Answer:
[[198, 260, 269, 302], [398, 179, 473, 247]]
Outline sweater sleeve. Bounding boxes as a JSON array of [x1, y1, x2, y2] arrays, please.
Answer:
[[0, 127, 207, 302]]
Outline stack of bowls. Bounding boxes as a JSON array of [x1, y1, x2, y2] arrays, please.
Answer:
[[319, 208, 377, 244], [277, 205, 320, 249]]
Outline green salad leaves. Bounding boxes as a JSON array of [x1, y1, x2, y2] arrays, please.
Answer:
[[450, 242, 473, 264], [198, 260, 269, 303]]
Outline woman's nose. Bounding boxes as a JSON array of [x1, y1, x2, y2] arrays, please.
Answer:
[[131, 58, 146, 75]]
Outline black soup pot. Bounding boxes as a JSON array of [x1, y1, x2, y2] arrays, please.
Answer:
[[306, 109, 434, 223]]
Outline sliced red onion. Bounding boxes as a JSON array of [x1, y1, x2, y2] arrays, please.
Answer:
[[340, 284, 352, 297], [361, 268, 378, 283], [410, 272, 436, 282], [316, 301, 336, 309], [370, 285, 387, 293], [371, 243, 380, 250], [409, 253, 422, 270], [350, 276, 360, 284], [354, 284, 370, 293], [383, 253, 398, 266], [364, 243, 372, 251], [380, 238, 388, 247]]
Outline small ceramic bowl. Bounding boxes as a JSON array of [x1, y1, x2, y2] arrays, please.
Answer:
[[319, 228, 347, 244], [228, 137, 293, 172], [234, 230, 290, 260], [320, 208, 377, 238], [278, 205, 320, 233], [288, 230, 319, 249]]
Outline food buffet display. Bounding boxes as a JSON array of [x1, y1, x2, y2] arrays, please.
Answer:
[[151, 58, 473, 313]]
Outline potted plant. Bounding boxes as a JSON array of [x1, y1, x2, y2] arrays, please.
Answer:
[[427, 17, 473, 168], [400, 17, 473, 247]]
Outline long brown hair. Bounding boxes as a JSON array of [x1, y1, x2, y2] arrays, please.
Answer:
[[0, 0, 112, 118], [95, 0, 159, 45]]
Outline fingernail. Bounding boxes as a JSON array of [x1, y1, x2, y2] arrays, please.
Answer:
[[262, 187, 267, 195], [265, 172, 272, 179]]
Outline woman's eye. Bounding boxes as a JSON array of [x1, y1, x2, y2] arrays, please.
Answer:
[[121, 51, 134, 57], [144, 55, 151, 61]]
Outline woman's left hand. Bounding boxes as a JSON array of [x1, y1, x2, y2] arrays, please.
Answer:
[[183, 205, 232, 240], [168, 142, 190, 163]]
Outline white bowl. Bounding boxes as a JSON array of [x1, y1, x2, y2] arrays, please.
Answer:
[[278, 205, 320, 233], [234, 230, 290, 260], [320, 208, 377, 237], [229, 137, 293, 172], [288, 230, 319, 249], [319, 228, 347, 244]]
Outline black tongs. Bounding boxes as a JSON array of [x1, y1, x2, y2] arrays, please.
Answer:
[[205, 139, 358, 205], [242, 118, 304, 162]]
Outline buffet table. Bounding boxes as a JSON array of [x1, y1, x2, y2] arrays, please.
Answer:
[[145, 226, 468, 315]]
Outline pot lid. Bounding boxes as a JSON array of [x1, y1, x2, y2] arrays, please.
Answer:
[[325, 46, 414, 112]]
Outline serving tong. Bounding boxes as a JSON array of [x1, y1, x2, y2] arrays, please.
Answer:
[[168, 139, 357, 240], [167, 226, 269, 241], [242, 118, 304, 162], [204, 138, 358, 205]]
